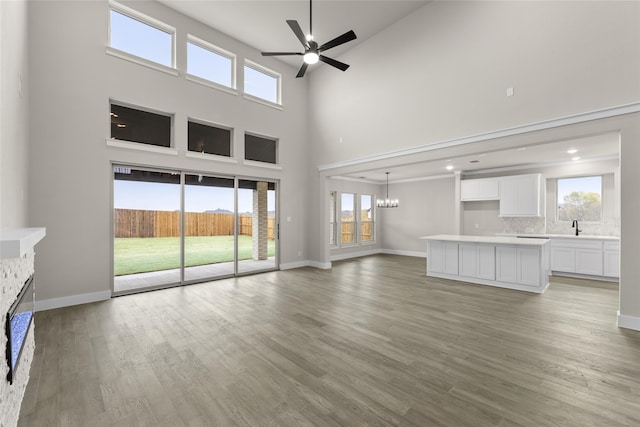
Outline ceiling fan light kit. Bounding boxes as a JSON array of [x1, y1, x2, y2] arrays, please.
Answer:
[[261, 0, 357, 78]]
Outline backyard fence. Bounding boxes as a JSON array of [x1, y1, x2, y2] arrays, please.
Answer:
[[114, 209, 275, 240]]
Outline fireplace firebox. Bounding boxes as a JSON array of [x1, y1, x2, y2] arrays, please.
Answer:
[[5, 275, 34, 384]]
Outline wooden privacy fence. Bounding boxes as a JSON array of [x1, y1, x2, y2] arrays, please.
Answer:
[[340, 222, 373, 243], [114, 209, 275, 239]]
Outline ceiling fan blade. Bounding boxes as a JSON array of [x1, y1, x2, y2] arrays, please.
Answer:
[[261, 52, 303, 56], [296, 62, 309, 78], [319, 55, 350, 72], [287, 20, 309, 48], [318, 30, 357, 52]]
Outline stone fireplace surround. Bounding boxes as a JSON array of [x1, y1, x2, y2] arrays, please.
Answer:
[[1, 228, 45, 427]]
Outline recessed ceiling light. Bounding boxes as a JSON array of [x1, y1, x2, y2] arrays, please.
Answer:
[[517, 147, 527, 151], [567, 149, 578, 154], [572, 156, 581, 161], [446, 165, 454, 171]]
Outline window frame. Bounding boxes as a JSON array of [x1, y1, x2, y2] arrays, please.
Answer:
[[329, 191, 338, 247], [243, 59, 283, 109], [186, 117, 234, 160], [340, 192, 357, 247], [359, 194, 375, 244], [244, 131, 279, 166], [107, 1, 177, 75], [107, 100, 176, 155], [556, 175, 604, 223], [186, 34, 237, 94]]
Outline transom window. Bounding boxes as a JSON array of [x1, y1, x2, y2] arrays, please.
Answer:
[[244, 61, 280, 105], [187, 35, 235, 89], [245, 133, 277, 164], [557, 176, 602, 222], [110, 103, 172, 147], [188, 120, 232, 157], [109, 2, 175, 68]]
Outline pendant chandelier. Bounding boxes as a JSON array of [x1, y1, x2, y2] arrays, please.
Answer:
[[377, 172, 399, 208]]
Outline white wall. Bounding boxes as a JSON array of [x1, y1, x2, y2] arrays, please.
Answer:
[[0, 0, 29, 229], [309, 1, 640, 165], [27, 0, 309, 305], [380, 177, 456, 255]]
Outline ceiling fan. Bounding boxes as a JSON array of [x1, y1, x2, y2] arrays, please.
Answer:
[[261, 0, 357, 78]]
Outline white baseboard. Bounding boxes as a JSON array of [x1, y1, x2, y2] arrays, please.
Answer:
[[280, 260, 332, 270], [307, 260, 332, 269], [380, 249, 426, 258], [280, 260, 309, 270], [35, 290, 111, 312], [330, 249, 380, 262], [617, 311, 640, 331]]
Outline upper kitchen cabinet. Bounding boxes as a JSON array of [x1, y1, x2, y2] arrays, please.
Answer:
[[460, 177, 500, 201], [499, 174, 541, 217]]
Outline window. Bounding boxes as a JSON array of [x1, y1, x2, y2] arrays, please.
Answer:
[[557, 176, 602, 221], [341, 193, 356, 245], [329, 192, 337, 246], [109, 3, 174, 68], [188, 120, 231, 157], [360, 194, 374, 243], [187, 36, 235, 89], [110, 103, 172, 147], [244, 61, 280, 105], [245, 133, 277, 164]]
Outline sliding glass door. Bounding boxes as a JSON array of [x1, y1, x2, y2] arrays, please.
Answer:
[[184, 174, 235, 282], [113, 167, 182, 293], [113, 165, 278, 295]]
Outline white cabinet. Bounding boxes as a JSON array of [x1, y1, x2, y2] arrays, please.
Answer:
[[549, 238, 618, 278], [460, 178, 500, 201], [603, 241, 620, 277], [428, 241, 459, 275], [459, 244, 495, 280], [496, 246, 541, 287], [499, 174, 541, 217]]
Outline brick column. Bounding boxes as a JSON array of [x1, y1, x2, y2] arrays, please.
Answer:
[[252, 182, 268, 260]]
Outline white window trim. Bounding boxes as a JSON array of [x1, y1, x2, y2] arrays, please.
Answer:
[[187, 116, 234, 159], [185, 151, 238, 164], [360, 194, 376, 245], [329, 191, 338, 248], [106, 139, 178, 155], [109, 99, 174, 151], [186, 34, 237, 91], [556, 175, 604, 223], [108, 0, 177, 71], [242, 160, 283, 170], [244, 59, 282, 107]]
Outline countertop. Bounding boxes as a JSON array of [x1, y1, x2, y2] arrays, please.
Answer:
[[497, 233, 619, 241], [421, 234, 550, 246]]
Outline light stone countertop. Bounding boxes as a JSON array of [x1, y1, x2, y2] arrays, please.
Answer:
[[421, 234, 550, 246], [496, 233, 619, 241]]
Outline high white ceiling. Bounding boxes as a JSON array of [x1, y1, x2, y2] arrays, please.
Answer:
[[157, 1, 620, 184], [158, 0, 429, 68]]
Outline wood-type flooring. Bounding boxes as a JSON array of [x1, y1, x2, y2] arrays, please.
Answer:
[[18, 254, 640, 426]]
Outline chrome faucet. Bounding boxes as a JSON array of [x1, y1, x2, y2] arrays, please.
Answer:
[[571, 219, 582, 236]]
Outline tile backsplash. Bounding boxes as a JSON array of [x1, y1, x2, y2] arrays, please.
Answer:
[[500, 216, 546, 234], [501, 216, 620, 236]]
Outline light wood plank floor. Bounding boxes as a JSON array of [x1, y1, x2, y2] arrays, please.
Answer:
[[19, 255, 640, 426]]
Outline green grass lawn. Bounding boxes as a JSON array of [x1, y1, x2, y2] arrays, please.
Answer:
[[114, 236, 275, 276]]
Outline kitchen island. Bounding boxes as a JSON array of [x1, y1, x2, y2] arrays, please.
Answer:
[[421, 235, 550, 293]]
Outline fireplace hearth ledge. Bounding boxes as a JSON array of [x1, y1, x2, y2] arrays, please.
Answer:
[[0, 227, 46, 259]]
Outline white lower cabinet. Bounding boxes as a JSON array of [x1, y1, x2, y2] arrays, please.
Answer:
[[428, 241, 459, 275], [549, 238, 617, 278], [603, 241, 620, 277], [496, 246, 540, 287], [459, 244, 495, 280]]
